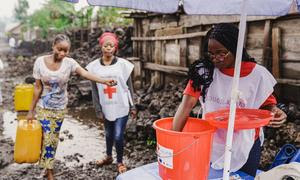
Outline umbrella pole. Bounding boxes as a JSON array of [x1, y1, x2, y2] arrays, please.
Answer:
[[222, 0, 248, 179]]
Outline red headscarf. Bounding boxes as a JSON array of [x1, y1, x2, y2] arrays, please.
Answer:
[[98, 32, 119, 50]]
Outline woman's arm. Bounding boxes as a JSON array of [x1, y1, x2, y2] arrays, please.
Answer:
[[26, 79, 43, 120], [127, 75, 137, 119], [172, 94, 198, 131], [75, 66, 116, 86]]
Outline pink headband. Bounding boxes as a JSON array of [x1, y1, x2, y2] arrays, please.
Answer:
[[98, 32, 119, 50]]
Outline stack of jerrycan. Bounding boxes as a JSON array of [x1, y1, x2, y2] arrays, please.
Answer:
[[14, 84, 42, 163], [14, 119, 42, 163], [14, 84, 34, 111]]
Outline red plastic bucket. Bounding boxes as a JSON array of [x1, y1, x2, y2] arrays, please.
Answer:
[[153, 117, 216, 180]]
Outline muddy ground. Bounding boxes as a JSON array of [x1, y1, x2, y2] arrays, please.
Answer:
[[0, 44, 300, 180]]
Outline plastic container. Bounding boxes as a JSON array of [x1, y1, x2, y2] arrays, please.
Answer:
[[14, 84, 34, 111], [269, 144, 298, 169], [205, 108, 272, 130], [153, 117, 216, 180], [14, 119, 42, 163]]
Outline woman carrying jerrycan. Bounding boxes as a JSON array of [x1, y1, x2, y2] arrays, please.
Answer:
[[26, 34, 116, 180], [172, 23, 287, 177], [86, 32, 137, 174]]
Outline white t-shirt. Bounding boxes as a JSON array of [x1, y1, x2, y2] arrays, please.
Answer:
[[33, 55, 80, 110]]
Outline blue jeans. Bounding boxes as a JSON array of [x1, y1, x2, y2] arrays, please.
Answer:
[[239, 138, 261, 176], [104, 115, 128, 163]]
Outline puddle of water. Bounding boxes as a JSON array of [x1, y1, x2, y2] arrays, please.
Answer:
[[2, 107, 106, 167], [2, 111, 18, 140]]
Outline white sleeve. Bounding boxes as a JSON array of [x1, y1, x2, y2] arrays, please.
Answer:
[[86, 62, 92, 72], [33, 58, 41, 79], [254, 66, 277, 108], [69, 58, 81, 73], [121, 58, 134, 81]]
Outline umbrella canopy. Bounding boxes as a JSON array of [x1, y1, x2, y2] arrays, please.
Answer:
[[65, 0, 294, 15], [184, 0, 293, 15], [85, 0, 179, 13]]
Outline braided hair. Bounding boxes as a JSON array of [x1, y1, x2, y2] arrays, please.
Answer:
[[53, 34, 71, 46], [188, 23, 256, 102]]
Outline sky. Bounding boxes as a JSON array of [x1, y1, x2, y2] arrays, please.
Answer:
[[0, 0, 88, 19]]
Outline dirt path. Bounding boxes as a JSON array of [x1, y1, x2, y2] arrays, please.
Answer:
[[0, 52, 156, 180]]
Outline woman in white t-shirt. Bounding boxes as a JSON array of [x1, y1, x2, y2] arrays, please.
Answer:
[[86, 32, 136, 174], [172, 23, 287, 177], [26, 34, 116, 180]]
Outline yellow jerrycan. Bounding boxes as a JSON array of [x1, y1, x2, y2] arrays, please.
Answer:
[[14, 84, 34, 111], [14, 119, 42, 163]]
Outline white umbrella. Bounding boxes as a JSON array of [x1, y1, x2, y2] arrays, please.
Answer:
[[64, 0, 295, 179], [65, 0, 180, 13]]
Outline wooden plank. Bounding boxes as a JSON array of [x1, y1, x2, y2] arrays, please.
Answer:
[[165, 43, 180, 66], [144, 62, 188, 76], [133, 19, 138, 57], [281, 36, 300, 53], [127, 57, 140, 61], [262, 20, 271, 67], [131, 31, 207, 41], [153, 31, 163, 88], [179, 15, 276, 27], [281, 63, 300, 79], [149, 16, 163, 30], [272, 27, 281, 78], [276, 78, 300, 86], [155, 27, 183, 36], [179, 39, 187, 67]]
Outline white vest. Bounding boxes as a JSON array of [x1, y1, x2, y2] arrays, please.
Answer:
[[202, 64, 276, 171], [87, 58, 134, 121]]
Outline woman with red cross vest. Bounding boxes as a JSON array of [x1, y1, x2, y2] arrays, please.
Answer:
[[86, 32, 137, 174]]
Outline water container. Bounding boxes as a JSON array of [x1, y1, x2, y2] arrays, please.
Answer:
[[153, 117, 216, 180], [14, 84, 34, 111], [269, 144, 299, 169], [14, 119, 42, 163]]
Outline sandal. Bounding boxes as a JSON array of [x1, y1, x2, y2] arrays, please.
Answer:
[[95, 156, 113, 167], [117, 163, 127, 174]]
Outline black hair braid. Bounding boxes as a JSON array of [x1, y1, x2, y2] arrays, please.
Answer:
[[189, 28, 214, 102], [188, 58, 214, 102], [53, 34, 71, 46]]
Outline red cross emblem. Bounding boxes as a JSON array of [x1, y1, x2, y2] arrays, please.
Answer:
[[103, 85, 116, 99]]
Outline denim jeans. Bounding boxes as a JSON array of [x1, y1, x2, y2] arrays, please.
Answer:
[[104, 115, 128, 163], [239, 138, 261, 176]]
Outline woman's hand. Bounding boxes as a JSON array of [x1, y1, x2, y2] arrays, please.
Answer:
[[103, 79, 117, 86], [130, 109, 137, 120], [268, 106, 287, 128], [26, 110, 34, 122]]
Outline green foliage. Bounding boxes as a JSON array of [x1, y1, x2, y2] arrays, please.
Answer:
[[146, 137, 157, 147], [28, 0, 75, 38], [14, 0, 29, 22], [97, 7, 133, 27], [22, 0, 133, 38]]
